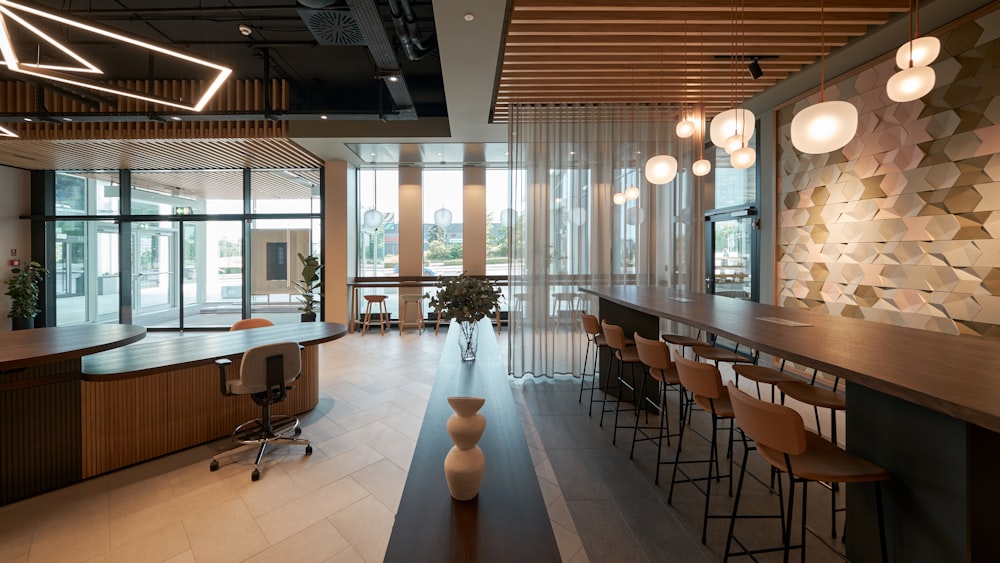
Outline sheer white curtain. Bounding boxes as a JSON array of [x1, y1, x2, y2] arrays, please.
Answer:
[[507, 104, 704, 378]]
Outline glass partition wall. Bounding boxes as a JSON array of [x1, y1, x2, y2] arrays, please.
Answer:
[[48, 168, 322, 330]]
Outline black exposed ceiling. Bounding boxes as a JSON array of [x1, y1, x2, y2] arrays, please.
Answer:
[[0, 0, 446, 120]]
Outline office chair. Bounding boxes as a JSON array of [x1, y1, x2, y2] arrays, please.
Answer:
[[209, 341, 312, 481], [230, 317, 274, 331]]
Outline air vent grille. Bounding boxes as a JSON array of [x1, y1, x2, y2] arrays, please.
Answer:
[[298, 10, 365, 46]]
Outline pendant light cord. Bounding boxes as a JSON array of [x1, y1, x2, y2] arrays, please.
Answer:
[[820, 0, 826, 102]]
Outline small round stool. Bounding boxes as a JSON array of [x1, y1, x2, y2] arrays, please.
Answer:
[[361, 295, 389, 335], [399, 294, 424, 335]]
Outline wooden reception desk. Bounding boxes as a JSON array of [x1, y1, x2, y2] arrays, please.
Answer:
[[0, 322, 345, 506], [80, 322, 347, 478], [582, 285, 1000, 563], [0, 324, 146, 505]]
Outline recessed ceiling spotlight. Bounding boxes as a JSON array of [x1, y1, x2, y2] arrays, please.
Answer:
[[170, 116, 181, 121], [23, 117, 31, 122], [321, 115, 328, 120], [388, 75, 399, 82], [238, 24, 252, 36], [62, 117, 72, 121], [464, 13, 474, 21]]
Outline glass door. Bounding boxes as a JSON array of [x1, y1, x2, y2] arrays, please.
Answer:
[[132, 221, 180, 328], [705, 208, 758, 301]]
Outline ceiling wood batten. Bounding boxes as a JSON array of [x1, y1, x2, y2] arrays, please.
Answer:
[[0, 79, 289, 140], [493, 0, 910, 123]]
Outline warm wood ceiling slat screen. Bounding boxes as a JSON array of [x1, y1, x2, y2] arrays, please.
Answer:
[[493, 0, 910, 123], [0, 79, 288, 140]]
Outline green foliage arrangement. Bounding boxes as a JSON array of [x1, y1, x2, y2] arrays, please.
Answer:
[[293, 253, 323, 315], [426, 272, 502, 324], [4, 261, 47, 319]]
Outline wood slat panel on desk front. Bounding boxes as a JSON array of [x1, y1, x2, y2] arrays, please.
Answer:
[[384, 320, 559, 562]]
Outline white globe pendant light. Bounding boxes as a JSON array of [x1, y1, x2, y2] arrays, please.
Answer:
[[644, 154, 678, 185], [895, 36, 940, 68], [692, 158, 712, 177], [676, 119, 696, 139], [724, 133, 744, 155], [434, 207, 453, 228], [887, 65, 936, 102], [790, 100, 859, 154], [709, 108, 755, 149], [612, 192, 626, 205], [730, 146, 756, 169], [624, 185, 640, 201], [363, 208, 384, 229]]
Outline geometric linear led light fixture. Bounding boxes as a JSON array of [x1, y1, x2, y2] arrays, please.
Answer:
[[0, 0, 232, 112]]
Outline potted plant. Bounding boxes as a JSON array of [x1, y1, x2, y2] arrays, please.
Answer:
[[426, 272, 502, 360], [4, 261, 48, 330], [293, 253, 322, 322]]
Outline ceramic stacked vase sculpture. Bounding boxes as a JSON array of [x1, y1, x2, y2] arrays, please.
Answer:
[[444, 396, 486, 501]]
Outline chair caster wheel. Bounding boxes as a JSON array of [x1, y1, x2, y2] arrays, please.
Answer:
[[209, 460, 219, 472], [305, 445, 313, 455], [251, 469, 260, 481], [294, 427, 302, 436]]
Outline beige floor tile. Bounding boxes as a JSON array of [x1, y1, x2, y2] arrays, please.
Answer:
[[89, 521, 190, 563], [350, 458, 407, 513], [182, 497, 269, 563], [535, 457, 558, 484], [290, 444, 383, 493], [568, 545, 591, 563], [327, 496, 394, 563], [313, 421, 396, 459], [546, 494, 577, 531], [551, 519, 584, 562], [28, 492, 109, 547], [389, 394, 429, 418], [537, 474, 562, 507], [227, 464, 306, 517], [26, 526, 110, 563], [367, 430, 417, 472], [331, 403, 405, 433], [322, 546, 365, 563], [256, 476, 369, 545], [243, 520, 350, 563], [162, 550, 196, 563], [107, 475, 176, 522], [108, 480, 237, 550], [324, 381, 373, 403], [380, 409, 423, 441]]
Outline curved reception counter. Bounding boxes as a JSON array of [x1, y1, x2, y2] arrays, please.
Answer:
[[0, 322, 346, 506]]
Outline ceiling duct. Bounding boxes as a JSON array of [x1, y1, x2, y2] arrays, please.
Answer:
[[387, 0, 437, 61], [345, 0, 417, 119], [298, 10, 366, 45], [298, 0, 343, 8]]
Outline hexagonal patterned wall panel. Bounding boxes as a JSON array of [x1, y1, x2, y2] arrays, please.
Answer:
[[777, 6, 1000, 338]]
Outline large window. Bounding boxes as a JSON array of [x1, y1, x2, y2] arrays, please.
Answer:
[[422, 169, 463, 276], [357, 168, 398, 277], [49, 167, 322, 329]]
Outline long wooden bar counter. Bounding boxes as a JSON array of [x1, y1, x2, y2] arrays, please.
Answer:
[[582, 285, 1000, 563], [384, 319, 560, 562], [0, 324, 146, 505], [79, 322, 347, 478]]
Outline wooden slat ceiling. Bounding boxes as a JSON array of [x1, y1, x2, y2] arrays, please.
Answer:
[[493, 0, 911, 123]]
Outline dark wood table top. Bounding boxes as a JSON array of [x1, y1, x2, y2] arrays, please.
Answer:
[[384, 320, 560, 563], [0, 324, 146, 371], [582, 285, 1000, 433], [81, 322, 347, 381]]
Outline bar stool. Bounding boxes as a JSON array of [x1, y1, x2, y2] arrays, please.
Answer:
[[398, 294, 424, 334], [361, 294, 389, 335], [631, 333, 685, 485], [661, 330, 703, 360], [578, 313, 610, 416], [670, 355, 735, 544], [598, 320, 643, 445], [779, 371, 848, 539], [725, 383, 890, 563], [733, 364, 798, 403]]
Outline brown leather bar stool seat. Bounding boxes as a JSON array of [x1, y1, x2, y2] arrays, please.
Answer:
[[661, 332, 704, 359], [692, 345, 755, 365], [670, 356, 736, 545], [778, 380, 846, 412], [578, 313, 610, 416], [599, 320, 644, 446], [733, 365, 798, 402], [631, 333, 685, 485], [725, 383, 890, 563], [361, 294, 389, 335]]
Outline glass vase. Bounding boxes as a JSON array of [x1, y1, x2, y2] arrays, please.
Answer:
[[457, 320, 478, 361]]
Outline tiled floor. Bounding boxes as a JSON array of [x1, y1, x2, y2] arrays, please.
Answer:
[[0, 329, 856, 563]]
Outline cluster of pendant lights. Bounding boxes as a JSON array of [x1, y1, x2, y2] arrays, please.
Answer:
[[790, 0, 937, 155]]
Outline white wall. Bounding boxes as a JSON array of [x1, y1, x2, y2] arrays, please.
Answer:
[[0, 164, 32, 329]]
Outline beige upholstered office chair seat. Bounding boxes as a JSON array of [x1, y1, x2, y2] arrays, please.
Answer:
[[725, 383, 890, 562], [210, 341, 312, 481], [230, 317, 274, 331]]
